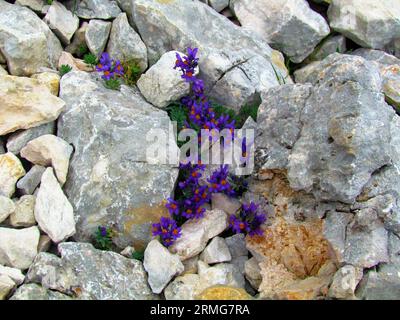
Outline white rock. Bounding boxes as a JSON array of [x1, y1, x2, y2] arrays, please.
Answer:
[[10, 195, 36, 227], [0, 265, 25, 285], [85, 20, 112, 58], [34, 168, 75, 243], [0, 196, 15, 224], [20, 135, 73, 185], [0, 65, 7, 75], [0, 274, 15, 300], [120, 246, 135, 258], [328, 265, 364, 299], [16, 165, 46, 195], [164, 273, 201, 300], [200, 237, 232, 264], [0, 153, 26, 197], [143, 239, 184, 294], [0, 226, 40, 269], [43, 1, 79, 45], [137, 51, 193, 109], [209, 0, 229, 12], [170, 209, 228, 260]]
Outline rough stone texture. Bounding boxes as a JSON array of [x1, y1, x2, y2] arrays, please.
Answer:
[[200, 237, 232, 264], [107, 13, 148, 72], [0, 196, 15, 224], [58, 71, 179, 250], [58, 51, 94, 72], [34, 168, 75, 243], [328, 265, 363, 299], [225, 234, 248, 258], [85, 20, 112, 58], [65, 22, 88, 58], [230, 0, 330, 63], [10, 195, 36, 228], [307, 35, 347, 62], [208, 0, 229, 12], [37, 235, 52, 253], [170, 209, 228, 260], [244, 257, 262, 290], [16, 0, 46, 11], [0, 0, 62, 76], [20, 134, 73, 185], [31, 72, 60, 96], [328, 0, 400, 49], [0, 75, 64, 136], [164, 273, 201, 300], [7, 123, 55, 155], [43, 1, 79, 45], [0, 265, 25, 285], [26, 242, 156, 300], [76, 0, 121, 19], [197, 286, 251, 300], [0, 65, 7, 75], [211, 193, 242, 215], [143, 239, 184, 294], [16, 165, 46, 195], [132, 0, 289, 111], [10, 283, 72, 300], [182, 256, 199, 275], [0, 226, 40, 270], [0, 153, 25, 197], [0, 274, 15, 300], [137, 51, 191, 108]]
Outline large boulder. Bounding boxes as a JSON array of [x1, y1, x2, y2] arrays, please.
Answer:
[[131, 0, 290, 111], [57, 71, 179, 249], [230, 0, 330, 63], [0, 0, 63, 76]]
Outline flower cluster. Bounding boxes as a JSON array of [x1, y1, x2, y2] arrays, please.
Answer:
[[208, 165, 235, 196], [96, 52, 124, 80], [229, 202, 267, 236], [152, 217, 182, 247]]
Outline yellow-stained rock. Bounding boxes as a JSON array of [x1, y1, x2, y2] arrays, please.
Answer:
[[275, 276, 331, 300], [197, 286, 252, 300], [31, 72, 60, 96], [0, 153, 26, 197]]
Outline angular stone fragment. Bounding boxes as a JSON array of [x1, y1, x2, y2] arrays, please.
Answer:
[[0, 196, 15, 224], [85, 20, 111, 58], [0, 265, 25, 285], [17, 165, 46, 196], [76, 0, 121, 19], [0, 274, 15, 300], [31, 72, 60, 96], [328, 265, 363, 299], [200, 237, 232, 264], [10, 283, 72, 300], [0, 153, 25, 197], [10, 195, 36, 228]]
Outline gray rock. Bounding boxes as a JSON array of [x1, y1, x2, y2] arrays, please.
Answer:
[[208, 0, 229, 12], [10, 283, 72, 300], [107, 13, 147, 72], [16, 0, 46, 11], [85, 20, 111, 58], [27, 242, 156, 300], [34, 168, 75, 243], [0, 196, 15, 224], [225, 234, 248, 258], [197, 261, 246, 290], [328, 0, 400, 49], [0, 226, 40, 270], [0, 0, 62, 76], [115, 0, 135, 27], [58, 71, 179, 250], [143, 239, 184, 294], [76, 0, 121, 19], [200, 237, 232, 264], [6, 122, 55, 155], [43, 1, 79, 45], [37, 235, 52, 253], [132, 0, 289, 111], [137, 51, 191, 108], [211, 193, 241, 216], [17, 165, 46, 196], [328, 265, 363, 299], [9, 195, 36, 227], [307, 35, 347, 62], [164, 273, 201, 300], [65, 22, 89, 58], [244, 257, 261, 290], [230, 0, 330, 63], [0, 265, 25, 285]]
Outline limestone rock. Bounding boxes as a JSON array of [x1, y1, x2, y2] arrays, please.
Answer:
[[0, 65, 7, 75], [0, 265, 25, 285], [307, 35, 347, 62], [328, 265, 363, 299], [85, 20, 111, 58], [43, 1, 79, 45], [143, 239, 184, 294], [20, 134, 73, 185], [200, 237, 232, 264], [0, 274, 15, 300], [170, 209, 228, 260], [244, 257, 262, 290], [164, 274, 201, 300], [0, 153, 25, 197], [230, 0, 330, 63], [197, 286, 251, 300], [34, 168, 75, 243], [0, 196, 15, 224], [328, 0, 400, 49], [58, 71, 179, 250], [107, 13, 148, 72], [137, 51, 191, 108], [225, 234, 248, 258], [16, 0, 46, 11], [65, 22, 89, 57], [0, 0, 62, 76], [10, 195, 36, 228], [6, 122, 55, 155], [31, 72, 60, 96], [37, 235, 52, 253], [58, 51, 94, 72], [76, 0, 121, 19], [10, 283, 72, 300], [208, 0, 229, 12], [0, 226, 40, 270], [211, 193, 242, 215], [16, 165, 46, 195]]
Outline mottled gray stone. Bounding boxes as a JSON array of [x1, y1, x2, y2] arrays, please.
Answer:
[[16, 0, 46, 11], [225, 234, 248, 259], [230, 0, 330, 63], [58, 71, 179, 249], [244, 257, 262, 290], [211, 193, 241, 215], [328, 0, 400, 49], [6, 122, 55, 155], [328, 265, 363, 299], [107, 12, 147, 71], [43, 1, 79, 45], [0, 1, 62, 76], [17, 165, 46, 196], [0, 265, 25, 285], [208, 0, 229, 12], [76, 0, 121, 19], [9, 195, 36, 227], [26, 242, 156, 300], [65, 22, 88, 57], [143, 239, 184, 294], [0, 196, 15, 224], [307, 35, 347, 62], [132, 0, 289, 111], [10, 283, 72, 300], [85, 20, 111, 58], [200, 237, 232, 264]]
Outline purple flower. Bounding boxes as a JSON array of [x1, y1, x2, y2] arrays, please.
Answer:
[[114, 60, 124, 76], [165, 197, 180, 216], [99, 226, 108, 237], [229, 202, 267, 236], [208, 165, 235, 196], [152, 217, 181, 247], [96, 52, 124, 81]]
